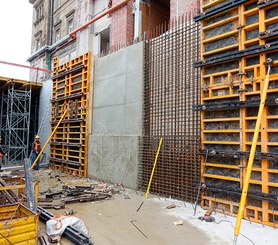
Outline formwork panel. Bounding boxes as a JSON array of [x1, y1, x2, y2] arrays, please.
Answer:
[[198, 0, 278, 226], [0, 204, 38, 245], [50, 52, 91, 177]]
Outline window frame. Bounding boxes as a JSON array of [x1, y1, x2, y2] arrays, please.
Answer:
[[57, 0, 61, 9], [68, 18, 74, 33], [55, 28, 61, 43], [36, 3, 44, 22]]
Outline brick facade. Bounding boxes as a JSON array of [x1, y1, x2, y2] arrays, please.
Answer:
[[110, 0, 134, 47], [170, 0, 200, 18]]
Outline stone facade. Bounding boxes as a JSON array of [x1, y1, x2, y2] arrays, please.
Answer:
[[28, 0, 200, 80], [28, 0, 77, 82]]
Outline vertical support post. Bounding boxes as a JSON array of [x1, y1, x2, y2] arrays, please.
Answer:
[[34, 181, 39, 205], [30, 108, 68, 169], [134, 0, 141, 39], [145, 137, 163, 199], [24, 158, 37, 213], [26, 86, 32, 159], [233, 61, 272, 243]]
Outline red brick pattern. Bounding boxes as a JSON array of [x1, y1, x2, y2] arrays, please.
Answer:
[[170, 0, 200, 19], [110, 0, 134, 48]]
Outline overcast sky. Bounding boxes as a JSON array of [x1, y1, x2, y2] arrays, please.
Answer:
[[0, 1, 33, 80]]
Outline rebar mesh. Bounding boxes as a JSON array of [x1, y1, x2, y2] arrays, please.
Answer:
[[138, 14, 201, 202]]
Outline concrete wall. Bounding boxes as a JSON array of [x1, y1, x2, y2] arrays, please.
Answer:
[[88, 42, 144, 189], [38, 79, 53, 164]]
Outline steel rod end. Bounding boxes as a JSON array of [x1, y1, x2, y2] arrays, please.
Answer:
[[233, 235, 238, 245]]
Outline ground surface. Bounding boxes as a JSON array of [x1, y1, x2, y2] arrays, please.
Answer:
[[34, 170, 277, 245]]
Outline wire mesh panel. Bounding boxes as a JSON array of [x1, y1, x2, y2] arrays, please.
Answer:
[[138, 14, 201, 202]]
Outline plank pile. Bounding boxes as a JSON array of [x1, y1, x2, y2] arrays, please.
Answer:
[[38, 183, 120, 209]]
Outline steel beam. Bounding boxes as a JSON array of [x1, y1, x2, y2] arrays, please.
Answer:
[[38, 206, 94, 245]]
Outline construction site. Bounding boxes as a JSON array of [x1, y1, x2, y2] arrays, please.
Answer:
[[0, 0, 277, 244]]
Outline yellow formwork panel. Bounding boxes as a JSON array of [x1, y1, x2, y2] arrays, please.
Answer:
[[0, 204, 38, 245], [199, 0, 278, 226], [50, 52, 91, 177]]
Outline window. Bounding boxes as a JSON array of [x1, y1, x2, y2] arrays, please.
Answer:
[[57, 0, 61, 8], [68, 19, 74, 33], [66, 10, 75, 33], [36, 38, 41, 50], [34, 30, 42, 51], [36, 4, 43, 21], [99, 27, 110, 53], [55, 29, 60, 42]]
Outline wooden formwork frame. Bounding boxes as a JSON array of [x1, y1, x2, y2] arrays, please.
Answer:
[[199, 0, 278, 226], [0, 177, 39, 205], [50, 52, 91, 177]]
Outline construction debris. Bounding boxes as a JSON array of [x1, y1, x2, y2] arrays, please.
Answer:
[[198, 208, 215, 223], [0, 178, 18, 204], [204, 208, 213, 217], [38, 183, 119, 209], [166, 204, 176, 209], [38, 235, 50, 245], [34, 170, 121, 210], [65, 208, 74, 216], [46, 215, 89, 243], [173, 220, 183, 226], [130, 220, 148, 239], [198, 216, 215, 223], [39, 206, 94, 245]]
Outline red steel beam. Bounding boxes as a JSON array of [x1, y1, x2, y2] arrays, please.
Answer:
[[0, 60, 53, 73]]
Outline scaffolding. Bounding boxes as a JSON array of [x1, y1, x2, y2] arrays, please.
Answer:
[[0, 82, 32, 165]]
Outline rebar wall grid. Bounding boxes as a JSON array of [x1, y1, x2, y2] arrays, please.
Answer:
[[50, 53, 91, 177], [0, 83, 31, 164], [195, 0, 278, 226], [138, 14, 201, 202]]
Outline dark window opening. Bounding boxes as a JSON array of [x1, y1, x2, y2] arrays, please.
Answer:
[[99, 28, 110, 53], [141, 0, 170, 34]]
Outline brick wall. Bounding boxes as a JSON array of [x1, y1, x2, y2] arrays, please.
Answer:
[[110, 0, 134, 48], [170, 0, 200, 18]]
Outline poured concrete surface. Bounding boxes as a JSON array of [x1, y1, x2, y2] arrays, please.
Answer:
[[88, 42, 144, 189], [51, 191, 211, 245], [36, 170, 277, 245]]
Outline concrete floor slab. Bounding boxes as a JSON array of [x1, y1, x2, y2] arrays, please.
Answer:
[[36, 170, 277, 245]]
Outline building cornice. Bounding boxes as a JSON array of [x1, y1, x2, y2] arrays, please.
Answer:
[[27, 35, 72, 62], [27, 45, 50, 62]]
